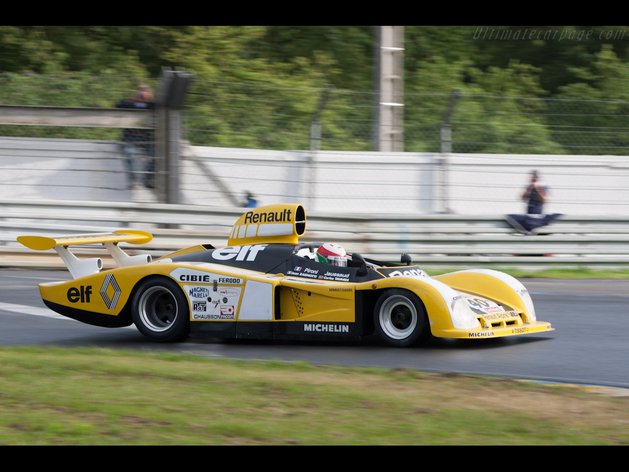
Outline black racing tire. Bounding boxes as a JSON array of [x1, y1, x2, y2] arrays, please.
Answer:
[[131, 277, 190, 342], [373, 289, 429, 347]]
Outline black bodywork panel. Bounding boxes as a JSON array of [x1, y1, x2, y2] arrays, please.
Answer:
[[172, 243, 385, 283]]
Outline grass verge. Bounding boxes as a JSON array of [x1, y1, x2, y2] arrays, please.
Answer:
[[0, 346, 628, 445]]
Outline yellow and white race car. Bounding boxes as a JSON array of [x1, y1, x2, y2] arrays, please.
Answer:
[[17, 203, 553, 346]]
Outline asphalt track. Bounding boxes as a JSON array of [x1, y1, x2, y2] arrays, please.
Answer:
[[1, 269, 629, 389]]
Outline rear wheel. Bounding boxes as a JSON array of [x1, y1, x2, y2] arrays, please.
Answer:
[[131, 277, 190, 342], [373, 289, 429, 347]]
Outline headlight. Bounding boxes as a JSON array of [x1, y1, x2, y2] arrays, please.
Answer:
[[450, 296, 480, 330], [517, 288, 537, 322]]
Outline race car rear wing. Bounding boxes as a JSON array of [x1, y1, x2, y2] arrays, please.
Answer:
[[17, 230, 153, 279]]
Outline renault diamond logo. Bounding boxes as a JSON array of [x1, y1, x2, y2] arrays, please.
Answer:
[[100, 274, 121, 310]]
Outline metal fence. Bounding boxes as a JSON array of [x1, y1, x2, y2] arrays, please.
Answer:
[[183, 78, 629, 155], [2, 199, 629, 270]]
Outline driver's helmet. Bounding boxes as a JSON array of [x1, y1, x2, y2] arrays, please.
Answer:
[[316, 242, 348, 267]]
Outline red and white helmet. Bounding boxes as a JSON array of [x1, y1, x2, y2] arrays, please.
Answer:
[[316, 242, 348, 267]]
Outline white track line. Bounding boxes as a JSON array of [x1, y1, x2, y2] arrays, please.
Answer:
[[0, 301, 70, 321], [0, 302, 135, 329]]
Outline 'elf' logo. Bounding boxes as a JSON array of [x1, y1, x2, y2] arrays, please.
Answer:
[[67, 285, 92, 303]]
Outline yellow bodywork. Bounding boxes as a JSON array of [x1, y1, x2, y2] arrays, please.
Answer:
[[35, 261, 553, 338], [17, 230, 152, 251], [37, 263, 181, 316], [433, 270, 553, 338], [37, 263, 358, 324], [279, 280, 355, 322]]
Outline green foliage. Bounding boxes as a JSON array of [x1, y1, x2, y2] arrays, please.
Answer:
[[1, 26, 628, 153], [553, 45, 629, 154]]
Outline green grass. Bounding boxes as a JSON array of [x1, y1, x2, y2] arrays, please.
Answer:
[[0, 347, 628, 445]]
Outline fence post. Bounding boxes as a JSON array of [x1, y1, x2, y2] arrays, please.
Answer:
[[372, 26, 405, 152], [438, 89, 461, 213], [154, 68, 193, 206], [307, 85, 334, 210]]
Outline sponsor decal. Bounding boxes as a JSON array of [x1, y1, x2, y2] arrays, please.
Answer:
[[211, 245, 267, 262], [100, 274, 121, 310], [220, 305, 235, 315], [218, 288, 240, 297], [193, 302, 207, 312], [512, 327, 529, 334], [287, 266, 320, 279], [244, 209, 292, 225], [329, 287, 353, 292], [189, 286, 210, 299], [322, 271, 350, 282], [180, 274, 212, 283], [172, 269, 242, 285], [468, 331, 495, 338], [67, 285, 92, 303], [385, 268, 429, 279], [480, 311, 518, 321], [303, 323, 350, 333], [193, 313, 235, 320], [465, 296, 504, 315], [185, 282, 241, 321], [219, 277, 241, 284], [286, 266, 351, 282]]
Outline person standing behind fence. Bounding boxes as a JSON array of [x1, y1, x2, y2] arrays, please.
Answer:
[[116, 85, 155, 190], [505, 170, 562, 235], [522, 169, 547, 214]]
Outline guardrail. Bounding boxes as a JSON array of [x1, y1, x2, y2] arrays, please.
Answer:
[[1, 199, 629, 270], [0, 105, 151, 128]]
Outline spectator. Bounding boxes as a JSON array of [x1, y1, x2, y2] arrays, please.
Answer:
[[116, 85, 155, 189], [242, 191, 258, 208], [505, 170, 562, 235], [522, 169, 547, 214]]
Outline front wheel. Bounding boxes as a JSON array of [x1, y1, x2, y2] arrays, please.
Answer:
[[131, 277, 190, 342], [373, 289, 429, 347]]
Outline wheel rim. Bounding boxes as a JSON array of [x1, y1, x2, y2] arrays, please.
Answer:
[[379, 295, 418, 340], [138, 286, 179, 333]]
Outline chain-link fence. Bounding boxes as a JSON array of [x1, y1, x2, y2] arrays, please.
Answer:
[[447, 94, 629, 155], [184, 78, 629, 155], [3, 72, 629, 156], [183, 79, 375, 151]]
